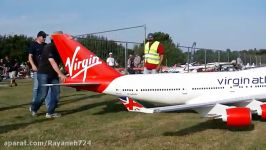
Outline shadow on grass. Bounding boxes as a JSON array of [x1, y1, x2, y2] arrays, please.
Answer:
[[163, 119, 255, 136], [93, 100, 126, 115], [0, 93, 103, 112], [16, 82, 33, 86], [0, 103, 30, 111], [58, 99, 117, 116], [59, 94, 104, 106], [0, 118, 50, 135], [251, 114, 266, 122], [0, 99, 115, 134], [60, 93, 86, 99], [59, 97, 156, 115]]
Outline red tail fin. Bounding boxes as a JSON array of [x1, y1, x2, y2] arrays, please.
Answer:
[[52, 33, 121, 92]]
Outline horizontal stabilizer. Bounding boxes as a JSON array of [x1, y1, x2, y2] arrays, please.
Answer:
[[42, 82, 100, 87], [119, 97, 154, 113]]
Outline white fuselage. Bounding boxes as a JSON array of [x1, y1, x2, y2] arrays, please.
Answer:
[[103, 67, 266, 105]]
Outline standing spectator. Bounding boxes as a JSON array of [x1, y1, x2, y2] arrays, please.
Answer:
[[0, 58, 4, 71], [6, 57, 19, 87], [30, 31, 66, 118], [0, 58, 4, 67], [0, 58, 5, 80], [134, 54, 141, 74], [127, 54, 135, 74], [28, 31, 49, 106], [143, 33, 164, 74], [106, 52, 115, 67], [3, 56, 9, 79]]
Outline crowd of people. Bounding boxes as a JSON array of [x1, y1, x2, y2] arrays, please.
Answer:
[[0, 56, 31, 86], [126, 54, 142, 74]]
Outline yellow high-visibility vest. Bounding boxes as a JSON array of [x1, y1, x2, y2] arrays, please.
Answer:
[[144, 41, 160, 64]]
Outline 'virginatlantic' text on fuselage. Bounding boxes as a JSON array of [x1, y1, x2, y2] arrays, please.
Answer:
[[65, 46, 102, 82], [218, 76, 266, 86]]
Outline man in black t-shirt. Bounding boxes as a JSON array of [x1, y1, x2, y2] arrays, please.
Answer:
[[38, 42, 62, 78], [31, 31, 66, 118], [28, 31, 47, 71], [28, 31, 49, 114]]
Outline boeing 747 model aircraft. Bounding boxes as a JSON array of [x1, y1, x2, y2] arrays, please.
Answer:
[[49, 33, 266, 127]]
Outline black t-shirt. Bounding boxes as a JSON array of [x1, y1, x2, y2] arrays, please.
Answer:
[[130, 58, 134, 68], [6, 59, 19, 72], [28, 41, 46, 67], [38, 43, 61, 78]]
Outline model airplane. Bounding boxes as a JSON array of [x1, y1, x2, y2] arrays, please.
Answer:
[[50, 33, 266, 127]]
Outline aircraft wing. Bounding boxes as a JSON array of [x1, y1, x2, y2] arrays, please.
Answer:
[[119, 94, 266, 126], [43, 82, 100, 86], [150, 99, 251, 113], [151, 91, 266, 113]]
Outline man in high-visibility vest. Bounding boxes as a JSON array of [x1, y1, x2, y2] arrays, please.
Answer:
[[143, 33, 164, 74]]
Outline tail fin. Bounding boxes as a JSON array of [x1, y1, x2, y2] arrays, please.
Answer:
[[52, 33, 121, 93], [119, 97, 154, 113]]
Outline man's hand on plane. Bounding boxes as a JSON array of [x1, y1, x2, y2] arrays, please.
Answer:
[[58, 73, 67, 83]]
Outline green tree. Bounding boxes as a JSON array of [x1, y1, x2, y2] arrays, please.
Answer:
[[133, 32, 186, 66], [194, 49, 205, 64], [0, 34, 33, 62], [78, 35, 127, 67], [149, 32, 185, 66]]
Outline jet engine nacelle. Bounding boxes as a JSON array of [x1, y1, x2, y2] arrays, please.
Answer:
[[260, 104, 266, 120], [236, 100, 266, 120], [226, 108, 252, 126]]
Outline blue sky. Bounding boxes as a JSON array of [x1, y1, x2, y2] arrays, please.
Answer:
[[0, 0, 265, 50]]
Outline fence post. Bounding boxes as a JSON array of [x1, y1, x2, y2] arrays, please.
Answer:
[[187, 47, 190, 72], [124, 42, 128, 74], [205, 49, 207, 70]]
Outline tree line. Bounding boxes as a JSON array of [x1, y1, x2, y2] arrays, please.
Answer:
[[0, 33, 266, 66], [0, 34, 33, 62]]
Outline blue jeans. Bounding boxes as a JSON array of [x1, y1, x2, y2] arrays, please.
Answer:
[[32, 72, 38, 102], [31, 73, 60, 114], [32, 72, 51, 108]]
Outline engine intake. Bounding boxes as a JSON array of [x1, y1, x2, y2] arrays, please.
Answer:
[[226, 107, 251, 126]]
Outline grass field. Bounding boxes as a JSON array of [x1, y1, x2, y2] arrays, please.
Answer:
[[1, 79, 266, 150]]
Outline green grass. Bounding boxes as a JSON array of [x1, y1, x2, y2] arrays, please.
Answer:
[[1, 79, 266, 149]]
